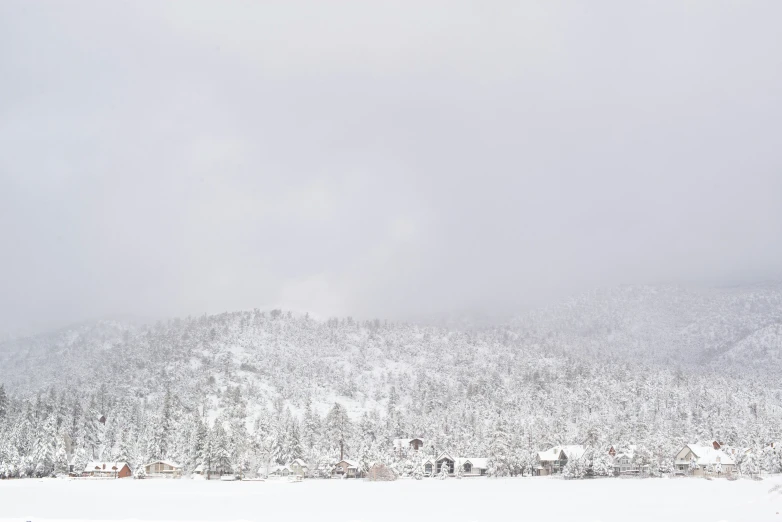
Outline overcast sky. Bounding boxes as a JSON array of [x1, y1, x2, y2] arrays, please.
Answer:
[[1, 1, 781, 333]]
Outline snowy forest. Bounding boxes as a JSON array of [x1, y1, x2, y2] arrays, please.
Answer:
[[1, 283, 782, 479]]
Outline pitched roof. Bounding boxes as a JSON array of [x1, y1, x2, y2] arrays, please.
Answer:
[[435, 451, 456, 462], [457, 457, 488, 469], [538, 445, 585, 462], [681, 444, 735, 466], [84, 461, 130, 473], [336, 459, 359, 468], [143, 460, 181, 469]]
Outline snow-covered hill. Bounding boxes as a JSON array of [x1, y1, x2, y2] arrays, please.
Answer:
[[1, 283, 781, 479]]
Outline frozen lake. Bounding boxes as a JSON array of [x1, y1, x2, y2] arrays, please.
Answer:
[[1, 476, 781, 522]]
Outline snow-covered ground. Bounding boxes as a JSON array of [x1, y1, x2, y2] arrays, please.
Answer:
[[1, 476, 781, 522]]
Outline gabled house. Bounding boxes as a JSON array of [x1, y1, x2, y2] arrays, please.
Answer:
[[422, 458, 435, 476], [83, 461, 132, 479], [536, 445, 585, 476], [612, 447, 649, 475], [674, 444, 735, 476], [435, 452, 456, 475], [263, 464, 291, 477], [289, 459, 308, 477], [143, 460, 182, 478], [333, 459, 363, 478], [420, 453, 488, 477]]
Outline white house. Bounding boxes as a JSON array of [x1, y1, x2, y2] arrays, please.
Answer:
[[289, 458, 308, 477], [536, 445, 585, 476], [421, 453, 488, 477], [674, 444, 735, 476], [612, 446, 649, 475]]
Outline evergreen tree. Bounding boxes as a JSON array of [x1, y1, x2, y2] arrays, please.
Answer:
[[0, 384, 8, 421]]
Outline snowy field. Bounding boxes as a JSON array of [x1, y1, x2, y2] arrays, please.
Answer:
[[1, 476, 781, 522]]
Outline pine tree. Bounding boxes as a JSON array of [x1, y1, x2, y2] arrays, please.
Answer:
[[325, 403, 351, 460], [158, 389, 172, 459], [488, 417, 511, 477], [0, 384, 8, 421], [83, 397, 101, 459]]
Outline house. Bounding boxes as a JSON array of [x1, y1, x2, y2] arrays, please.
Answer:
[[422, 458, 435, 476], [393, 438, 425, 452], [82, 461, 132, 478], [263, 464, 291, 477], [456, 458, 489, 476], [612, 447, 649, 475], [435, 452, 456, 475], [143, 460, 182, 478], [193, 462, 232, 479], [289, 459, 308, 477], [333, 459, 363, 478], [674, 444, 736, 476], [536, 445, 585, 476], [420, 453, 488, 477]]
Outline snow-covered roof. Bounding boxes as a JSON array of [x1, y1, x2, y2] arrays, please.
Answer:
[[262, 465, 291, 475], [679, 444, 735, 466], [291, 459, 308, 468], [336, 459, 359, 469], [537, 445, 585, 462], [84, 461, 129, 472], [144, 460, 181, 469], [457, 457, 488, 469], [435, 451, 456, 462]]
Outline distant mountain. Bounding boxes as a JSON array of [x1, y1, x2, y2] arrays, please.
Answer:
[[510, 283, 782, 366]]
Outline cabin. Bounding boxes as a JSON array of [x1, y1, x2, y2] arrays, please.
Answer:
[[674, 444, 735, 476], [422, 458, 435, 476], [535, 445, 585, 476], [333, 459, 363, 478], [393, 438, 425, 452], [82, 461, 132, 478], [143, 460, 182, 478]]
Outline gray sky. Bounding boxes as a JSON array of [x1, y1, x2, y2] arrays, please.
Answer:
[[1, 1, 781, 333]]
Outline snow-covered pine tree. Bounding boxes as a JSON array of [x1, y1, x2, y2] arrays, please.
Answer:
[[488, 417, 511, 477], [0, 384, 8, 420]]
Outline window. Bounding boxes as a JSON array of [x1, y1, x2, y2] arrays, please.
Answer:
[[464, 463, 472, 473]]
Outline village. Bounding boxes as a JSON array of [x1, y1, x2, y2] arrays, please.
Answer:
[[71, 438, 774, 482]]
